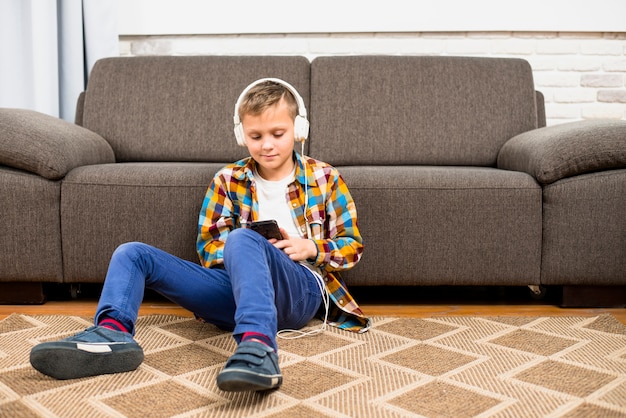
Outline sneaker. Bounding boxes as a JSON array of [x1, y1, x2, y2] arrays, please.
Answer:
[[30, 326, 144, 380], [216, 341, 282, 392]]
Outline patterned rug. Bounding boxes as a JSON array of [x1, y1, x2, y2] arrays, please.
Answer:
[[1, 314, 626, 417]]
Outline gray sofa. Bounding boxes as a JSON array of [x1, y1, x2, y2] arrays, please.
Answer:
[[1, 55, 625, 306]]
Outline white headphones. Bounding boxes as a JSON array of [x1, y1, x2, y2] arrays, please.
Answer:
[[233, 77, 309, 146]]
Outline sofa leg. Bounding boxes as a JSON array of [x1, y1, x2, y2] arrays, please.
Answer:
[[528, 285, 548, 300], [560, 285, 626, 308], [0, 282, 46, 304], [70, 284, 82, 299]]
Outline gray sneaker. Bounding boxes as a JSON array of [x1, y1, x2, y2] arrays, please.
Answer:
[[217, 341, 282, 392], [30, 326, 144, 380]]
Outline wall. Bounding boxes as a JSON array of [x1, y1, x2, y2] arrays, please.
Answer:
[[117, 0, 626, 34], [119, 32, 626, 126]]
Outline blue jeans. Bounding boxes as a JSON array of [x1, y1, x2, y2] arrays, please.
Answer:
[[95, 229, 322, 351]]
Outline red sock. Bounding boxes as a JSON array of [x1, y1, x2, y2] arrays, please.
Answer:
[[242, 332, 273, 348], [99, 317, 129, 334]]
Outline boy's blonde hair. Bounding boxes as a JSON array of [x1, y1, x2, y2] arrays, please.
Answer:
[[238, 80, 298, 120]]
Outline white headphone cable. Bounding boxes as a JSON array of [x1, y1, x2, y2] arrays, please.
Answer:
[[277, 143, 330, 340], [277, 273, 329, 340], [301, 141, 311, 238]]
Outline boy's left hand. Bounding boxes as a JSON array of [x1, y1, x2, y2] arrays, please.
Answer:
[[270, 228, 317, 262]]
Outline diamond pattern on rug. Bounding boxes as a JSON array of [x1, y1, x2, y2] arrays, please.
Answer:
[[560, 403, 626, 418], [264, 404, 337, 418], [159, 318, 225, 340], [144, 344, 228, 375], [482, 316, 540, 327], [514, 359, 617, 397], [277, 329, 354, 357], [281, 360, 356, 399], [383, 343, 479, 376], [389, 381, 502, 417], [375, 317, 459, 340], [0, 314, 37, 333], [102, 380, 216, 418], [2, 313, 626, 417], [583, 315, 626, 335], [488, 329, 578, 356]]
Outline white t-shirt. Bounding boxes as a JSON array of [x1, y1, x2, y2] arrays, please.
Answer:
[[254, 167, 301, 238], [254, 167, 322, 279]]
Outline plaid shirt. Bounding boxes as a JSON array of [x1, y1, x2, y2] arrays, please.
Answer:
[[197, 152, 371, 333]]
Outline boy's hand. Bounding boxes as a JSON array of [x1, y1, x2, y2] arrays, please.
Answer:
[[271, 228, 317, 262]]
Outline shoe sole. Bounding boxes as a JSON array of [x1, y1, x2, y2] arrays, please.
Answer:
[[30, 341, 144, 380], [217, 369, 282, 392]]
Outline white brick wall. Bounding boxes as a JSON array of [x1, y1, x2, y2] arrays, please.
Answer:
[[119, 32, 626, 126]]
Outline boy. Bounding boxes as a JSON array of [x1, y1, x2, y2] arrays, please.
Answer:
[[30, 78, 370, 392]]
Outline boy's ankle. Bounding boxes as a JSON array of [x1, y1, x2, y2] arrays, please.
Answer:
[[241, 332, 274, 350], [98, 317, 129, 334]]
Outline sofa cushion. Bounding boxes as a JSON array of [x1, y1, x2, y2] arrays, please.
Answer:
[[0, 108, 115, 180], [82, 56, 311, 163], [338, 166, 542, 286], [309, 56, 538, 167], [60, 163, 221, 281]]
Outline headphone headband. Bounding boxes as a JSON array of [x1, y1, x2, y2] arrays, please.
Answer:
[[233, 78, 309, 146]]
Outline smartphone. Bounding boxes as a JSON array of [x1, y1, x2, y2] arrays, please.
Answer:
[[250, 220, 283, 240]]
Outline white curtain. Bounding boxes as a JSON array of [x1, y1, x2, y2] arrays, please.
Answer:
[[0, 0, 119, 122]]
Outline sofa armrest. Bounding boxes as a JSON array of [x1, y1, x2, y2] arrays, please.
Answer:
[[0, 108, 115, 180], [497, 119, 626, 184]]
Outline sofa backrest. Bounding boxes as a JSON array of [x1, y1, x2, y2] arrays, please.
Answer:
[[81, 56, 311, 163], [308, 56, 538, 166]]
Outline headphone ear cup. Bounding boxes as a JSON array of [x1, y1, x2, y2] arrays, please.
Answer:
[[234, 123, 245, 146], [294, 115, 310, 142]]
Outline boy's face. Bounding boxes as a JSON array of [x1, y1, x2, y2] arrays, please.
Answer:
[[241, 98, 296, 181]]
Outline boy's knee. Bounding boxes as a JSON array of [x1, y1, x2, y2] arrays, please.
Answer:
[[227, 228, 258, 243], [112, 242, 149, 260], [224, 228, 262, 257]]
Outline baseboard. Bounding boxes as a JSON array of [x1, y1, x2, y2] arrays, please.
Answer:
[[561, 285, 626, 308], [0, 282, 46, 304]]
